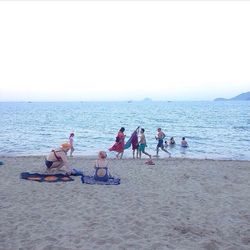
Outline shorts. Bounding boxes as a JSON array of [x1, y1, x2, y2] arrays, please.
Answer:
[[157, 139, 164, 148], [45, 159, 53, 168], [139, 144, 146, 152]]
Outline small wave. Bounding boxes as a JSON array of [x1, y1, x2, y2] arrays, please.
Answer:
[[241, 139, 250, 142], [233, 126, 250, 131]]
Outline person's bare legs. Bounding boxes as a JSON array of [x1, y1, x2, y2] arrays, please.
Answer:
[[156, 146, 160, 157], [142, 150, 151, 159], [161, 146, 171, 157], [46, 161, 64, 173], [139, 150, 142, 159], [116, 151, 123, 159], [70, 147, 74, 157], [120, 151, 124, 159]]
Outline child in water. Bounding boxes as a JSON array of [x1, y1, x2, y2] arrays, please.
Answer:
[[181, 137, 188, 147], [169, 137, 175, 145], [93, 151, 112, 182]]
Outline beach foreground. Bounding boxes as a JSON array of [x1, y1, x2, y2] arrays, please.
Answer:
[[0, 156, 250, 250]]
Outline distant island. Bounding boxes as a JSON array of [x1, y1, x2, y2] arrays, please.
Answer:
[[214, 91, 250, 101], [142, 97, 153, 102]]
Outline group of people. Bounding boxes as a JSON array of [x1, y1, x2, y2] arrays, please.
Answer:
[[109, 127, 188, 159], [44, 128, 188, 182], [45, 143, 111, 181]]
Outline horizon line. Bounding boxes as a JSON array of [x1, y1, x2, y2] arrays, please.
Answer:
[[0, 99, 226, 103]]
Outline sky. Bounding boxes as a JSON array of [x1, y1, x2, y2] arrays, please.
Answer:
[[0, 1, 250, 102]]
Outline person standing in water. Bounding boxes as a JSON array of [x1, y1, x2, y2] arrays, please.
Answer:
[[181, 137, 188, 147]]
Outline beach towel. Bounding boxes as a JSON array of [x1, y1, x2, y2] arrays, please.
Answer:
[[20, 172, 74, 182], [81, 175, 120, 185], [124, 127, 139, 150]]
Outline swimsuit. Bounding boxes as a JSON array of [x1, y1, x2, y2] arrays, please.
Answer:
[[94, 163, 109, 182], [45, 159, 53, 168], [139, 144, 146, 152], [157, 139, 164, 148], [45, 150, 62, 168]]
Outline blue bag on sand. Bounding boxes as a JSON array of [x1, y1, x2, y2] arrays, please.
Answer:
[[81, 175, 120, 185], [71, 168, 84, 176], [20, 172, 74, 182]]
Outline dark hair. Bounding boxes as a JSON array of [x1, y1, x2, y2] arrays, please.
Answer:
[[120, 127, 125, 132], [141, 128, 145, 133], [182, 137, 185, 140]]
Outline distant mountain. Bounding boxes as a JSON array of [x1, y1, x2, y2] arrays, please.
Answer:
[[214, 91, 250, 101]]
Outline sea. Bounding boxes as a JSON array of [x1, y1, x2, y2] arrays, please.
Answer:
[[0, 101, 250, 160]]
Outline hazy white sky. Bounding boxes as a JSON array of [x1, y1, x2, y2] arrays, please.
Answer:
[[0, 1, 250, 101]]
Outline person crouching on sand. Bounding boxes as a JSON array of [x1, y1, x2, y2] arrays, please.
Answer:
[[93, 151, 112, 182], [45, 143, 72, 175]]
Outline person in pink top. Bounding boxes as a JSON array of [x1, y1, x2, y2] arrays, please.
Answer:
[[69, 132, 75, 157]]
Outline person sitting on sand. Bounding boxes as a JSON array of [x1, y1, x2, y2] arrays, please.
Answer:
[[139, 128, 151, 159], [45, 143, 72, 175], [181, 137, 188, 147], [93, 151, 112, 182]]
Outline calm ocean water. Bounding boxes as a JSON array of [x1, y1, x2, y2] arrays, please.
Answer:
[[0, 101, 249, 160]]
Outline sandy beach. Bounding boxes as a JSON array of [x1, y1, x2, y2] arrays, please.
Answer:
[[0, 156, 249, 250]]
